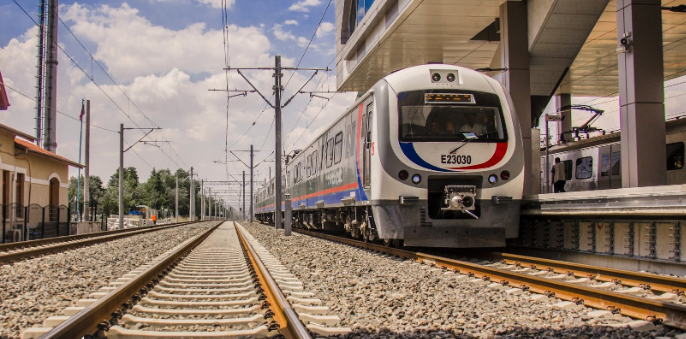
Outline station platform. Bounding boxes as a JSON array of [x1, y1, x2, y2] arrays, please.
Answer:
[[522, 185, 686, 218], [516, 185, 686, 266]]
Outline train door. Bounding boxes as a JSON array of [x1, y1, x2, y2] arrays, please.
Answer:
[[599, 144, 620, 189], [363, 102, 373, 188]]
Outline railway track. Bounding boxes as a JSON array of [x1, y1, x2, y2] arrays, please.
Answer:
[[0, 221, 196, 264], [25, 222, 347, 339], [295, 229, 686, 330]]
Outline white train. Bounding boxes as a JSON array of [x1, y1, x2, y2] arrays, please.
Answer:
[[255, 64, 525, 247], [541, 117, 686, 192]]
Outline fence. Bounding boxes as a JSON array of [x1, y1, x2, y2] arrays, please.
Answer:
[[1, 204, 71, 244]]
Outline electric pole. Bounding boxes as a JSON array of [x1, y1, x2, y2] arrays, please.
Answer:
[[190, 167, 195, 221], [118, 125, 162, 229], [242, 171, 246, 220], [221, 55, 329, 233], [175, 170, 179, 222], [250, 144, 254, 223]]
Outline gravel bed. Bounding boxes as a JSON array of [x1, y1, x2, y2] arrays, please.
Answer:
[[0, 221, 218, 339], [242, 222, 681, 339]]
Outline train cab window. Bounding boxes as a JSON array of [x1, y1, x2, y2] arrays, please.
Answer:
[[397, 90, 507, 142], [334, 132, 343, 164], [326, 138, 334, 167], [575, 157, 593, 179], [667, 142, 684, 171]]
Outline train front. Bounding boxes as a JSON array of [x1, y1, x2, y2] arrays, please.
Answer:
[[372, 64, 524, 247]]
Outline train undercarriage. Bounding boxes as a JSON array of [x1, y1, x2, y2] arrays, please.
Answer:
[[256, 207, 402, 247]]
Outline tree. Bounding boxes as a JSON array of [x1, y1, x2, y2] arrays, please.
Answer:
[[67, 175, 105, 211]]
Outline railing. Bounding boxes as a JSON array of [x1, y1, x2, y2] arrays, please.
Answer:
[[1, 204, 70, 244]]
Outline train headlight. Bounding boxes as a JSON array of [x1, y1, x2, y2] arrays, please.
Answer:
[[432, 73, 441, 82], [446, 73, 456, 82], [500, 170, 510, 180], [398, 170, 408, 180], [411, 174, 422, 184], [450, 195, 462, 208], [488, 174, 498, 185]]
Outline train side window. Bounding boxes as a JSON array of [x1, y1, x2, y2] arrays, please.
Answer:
[[562, 160, 573, 180], [667, 142, 684, 171], [575, 157, 593, 179], [306, 154, 312, 177], [334, 132, 343, 164], [326, 138, 334, 167], [313, 150, 318, 174]]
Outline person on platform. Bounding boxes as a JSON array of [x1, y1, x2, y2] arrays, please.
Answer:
[[460, 112, 486, 135], [151, 214, 157, 225], [551, 157, 567, 193]]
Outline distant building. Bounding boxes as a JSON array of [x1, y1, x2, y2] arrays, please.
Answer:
[[0, 123, 83, 211], [0, 69, 9, 110]]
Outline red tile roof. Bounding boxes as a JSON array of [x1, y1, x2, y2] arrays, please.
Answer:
[[0, 69, 9, 110], [15, 138, 84, 168]]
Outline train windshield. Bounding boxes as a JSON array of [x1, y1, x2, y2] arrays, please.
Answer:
[[398, 90, 507, 142]]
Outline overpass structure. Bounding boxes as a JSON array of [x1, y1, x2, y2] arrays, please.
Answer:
[[334, 0, 686, 193]]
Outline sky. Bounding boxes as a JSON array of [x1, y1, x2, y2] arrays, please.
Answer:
[[0, 0, 357, 207]]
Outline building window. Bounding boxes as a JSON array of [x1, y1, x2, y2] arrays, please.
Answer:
[[348, 0, 376, 37]]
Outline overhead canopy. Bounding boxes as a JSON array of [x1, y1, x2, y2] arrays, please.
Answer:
[[336, 0, 686, 98], [560, 0, 686, 97]]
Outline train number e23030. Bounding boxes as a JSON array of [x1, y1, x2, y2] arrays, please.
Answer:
[[441, 154, 472, 164]]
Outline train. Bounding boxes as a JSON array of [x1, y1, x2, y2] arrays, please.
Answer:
[[255, 64, 525, 248], [540, 117, 686, 193]]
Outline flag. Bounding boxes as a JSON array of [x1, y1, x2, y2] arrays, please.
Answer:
[[79, 100, 85, 120]]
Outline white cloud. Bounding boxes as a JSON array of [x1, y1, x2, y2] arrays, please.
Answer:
[[316, 22, 334, 38], [61, 3, 271, 82], [273, 24, 296, 41], [288, 0, 321, 12], [0, 3, 310, 186], [196, 0, 235, 9], [151, 0, 234, 9], [285, 20, 299, 26]]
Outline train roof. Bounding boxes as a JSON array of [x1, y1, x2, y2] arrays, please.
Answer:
[[545, 117, 686, 155]]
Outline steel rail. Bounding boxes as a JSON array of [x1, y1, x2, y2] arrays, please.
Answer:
[[483, 252, 686, 294], [295, 229, 686, 330], [235, 222, 312, 339], [41, 221, 222, 339], [0, 221, 192, 252], [0, 221, 197, 264]]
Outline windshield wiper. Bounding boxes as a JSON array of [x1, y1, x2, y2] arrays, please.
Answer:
[[449, 133, 479, 154]]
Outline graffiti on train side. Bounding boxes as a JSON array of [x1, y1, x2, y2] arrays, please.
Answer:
[[324, 167, 343, 187]]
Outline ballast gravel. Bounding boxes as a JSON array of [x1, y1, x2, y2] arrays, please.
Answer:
[[242, 222, 680, 339], [0, 222, 217, 339]]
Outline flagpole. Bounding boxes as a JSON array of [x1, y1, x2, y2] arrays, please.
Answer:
[[76, 100, 84, 222]]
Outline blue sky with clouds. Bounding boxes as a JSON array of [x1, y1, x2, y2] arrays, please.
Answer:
[[0, 0, 356, 206]]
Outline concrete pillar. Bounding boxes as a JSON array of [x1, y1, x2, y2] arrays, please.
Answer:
[[556, 94, 572, 143], [616, 0, 666, 187], [500, 1, 533, 194]]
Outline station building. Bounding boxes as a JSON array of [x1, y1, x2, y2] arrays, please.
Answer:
[[0, 68, 82, 210], [334, 0, 685, 193]]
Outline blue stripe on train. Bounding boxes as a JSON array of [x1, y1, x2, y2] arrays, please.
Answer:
[[254, 188, 361, 213]]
